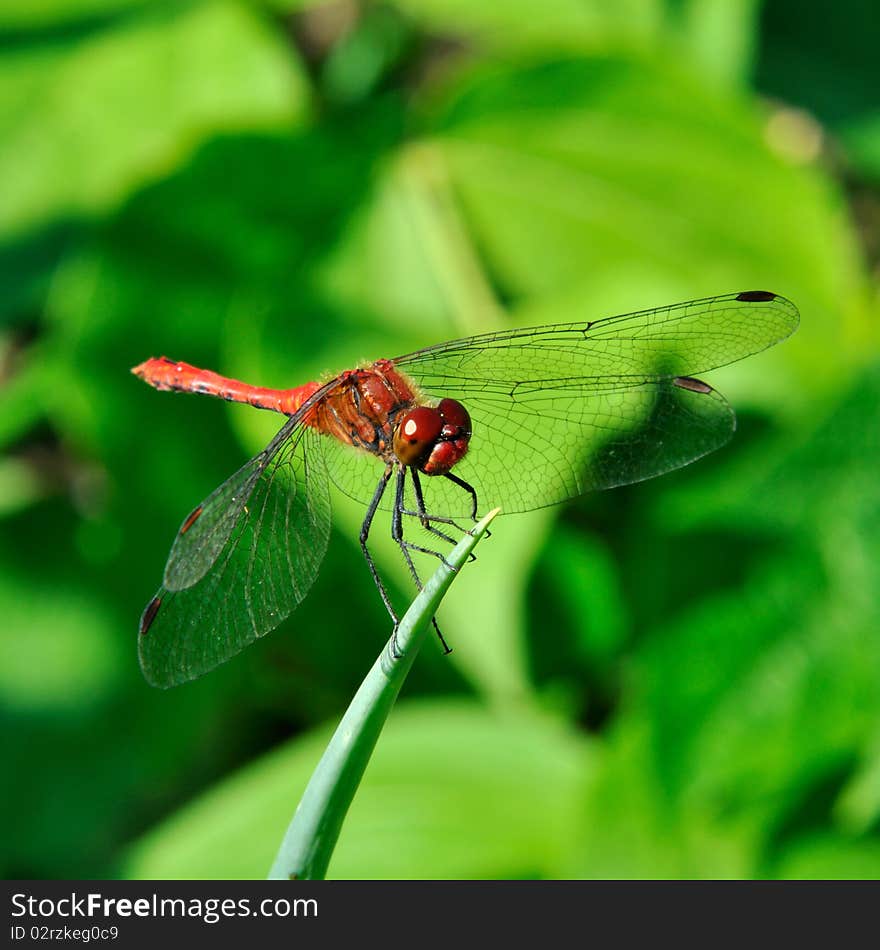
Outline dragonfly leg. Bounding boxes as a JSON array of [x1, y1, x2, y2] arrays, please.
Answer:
[[409, 468, 476, 562], [443, 471, 480, 522], [410, 470, 467, 540], [392, 467, 453, 656], [400, 505, 469, 537], [393, 468, 455, 569], [440, 470, 490, 541], [360, 465, 399, 631]]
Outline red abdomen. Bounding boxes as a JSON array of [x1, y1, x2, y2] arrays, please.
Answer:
[[131, 355, 464, 469]]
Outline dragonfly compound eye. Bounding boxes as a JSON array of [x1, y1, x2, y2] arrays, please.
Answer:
[[393, 407, 444, 467], [437, 398, 471, 437], [422, 399, 472, 475]]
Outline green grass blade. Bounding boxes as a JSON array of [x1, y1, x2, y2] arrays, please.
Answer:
[[267, 507, 500, 880]]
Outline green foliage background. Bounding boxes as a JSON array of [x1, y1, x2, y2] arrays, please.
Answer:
[[1, 0, 878, 879]]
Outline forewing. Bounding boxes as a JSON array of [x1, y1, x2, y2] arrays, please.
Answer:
[[398, 291, 798, 382], [139, 425, 331, 687], [380, 291, 799, 516]]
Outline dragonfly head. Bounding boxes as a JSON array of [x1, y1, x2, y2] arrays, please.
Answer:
[[393, 399, 471, 475]]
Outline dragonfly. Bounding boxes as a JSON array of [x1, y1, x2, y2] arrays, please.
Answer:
[[134, 290, 798, 687]]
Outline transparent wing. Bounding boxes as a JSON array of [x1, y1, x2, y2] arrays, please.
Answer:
[[324, 291, 798, 517], [139, 423, 332, 688]]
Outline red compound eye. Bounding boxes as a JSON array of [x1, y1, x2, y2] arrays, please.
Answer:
[[437, 398, 471, 435], [393, 407, 443, 467]]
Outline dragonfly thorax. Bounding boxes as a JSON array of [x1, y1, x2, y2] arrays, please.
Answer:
[[307, 361, 471, 475]]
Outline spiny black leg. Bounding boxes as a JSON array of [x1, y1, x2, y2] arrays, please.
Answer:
[[410, 468, 464, 548], [400, 505, 470, 540], [412, 469, 477, 562], [443, 471, 480, 521], [434, 623, 453, 655], [433, 469, 488, 548], [392, 466, 452, 655], [401, 472, 469, 531], [360, 465, 397, 627], [396, 469, 456, 568], [403, 534, 456, 571], [391, 463, 405, 546]]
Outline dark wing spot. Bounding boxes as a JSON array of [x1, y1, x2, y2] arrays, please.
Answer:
[[736, 290, 777, 302], [140, 596, 162, 635], [673, 376, 714, 394], [180, 505, 203, 534]]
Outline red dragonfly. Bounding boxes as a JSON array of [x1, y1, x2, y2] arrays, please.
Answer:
[[134, 290, 797, 687]]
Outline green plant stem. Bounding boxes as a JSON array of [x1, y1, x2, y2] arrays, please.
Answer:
[[267, 507, 499, 881]]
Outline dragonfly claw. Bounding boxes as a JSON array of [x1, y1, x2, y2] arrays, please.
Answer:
[[389, 623, 403, 660]]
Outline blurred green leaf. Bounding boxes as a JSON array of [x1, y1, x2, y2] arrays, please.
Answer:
[[0, 1, 310, 239], [534, 525, 628, 665], [834, 731, 880, 834], [0, 346, 49, 450], [526, 524, 628, 722], [392, 0, 664, 54], [840, 112, 880, 180], [0, 574, 122, 710], [0, 457, 47, 518], [126, 699, 591, 879], [773, 834, 880, 879], [675, 0, 760, 87], [755, 0, 880, 128], [617, 365, 880, 871], [320, 4, 413, 105], [659, 361, 880, 536], [572, 717, 752, 877], [0, 0, 143, 30]]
